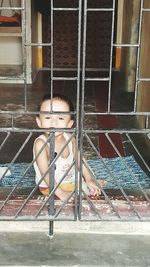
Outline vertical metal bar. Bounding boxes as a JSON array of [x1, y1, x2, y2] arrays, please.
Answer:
[[78, 0, 88, 218], [11, 114, 14, 128], [50, 0, 54, 101], [49, 221, 54, 238], [134, 0, 144, 112], [48, 0, 55, 237], [75, 0, 82, 219], [145, 115, 149, 129], [48, 132, 55, 216], [107, 0, 116, 112], [22, 0, 27, 111]]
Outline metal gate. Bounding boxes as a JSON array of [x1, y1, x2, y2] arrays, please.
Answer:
[[0, 0, 150, 235]]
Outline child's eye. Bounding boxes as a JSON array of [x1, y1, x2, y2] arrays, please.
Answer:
[[59, 117, 64, 120], [45, 116, 51, 120]]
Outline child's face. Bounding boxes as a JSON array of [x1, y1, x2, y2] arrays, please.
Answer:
[[36, 99, 74, 136]]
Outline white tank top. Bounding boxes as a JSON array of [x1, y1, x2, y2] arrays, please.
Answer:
[[33, 133, 75, 188]]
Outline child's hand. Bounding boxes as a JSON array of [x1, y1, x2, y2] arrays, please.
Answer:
[[87, 179, 106, 196]]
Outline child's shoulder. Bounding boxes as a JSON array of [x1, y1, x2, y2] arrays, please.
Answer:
[[34, 134, 48, 148]]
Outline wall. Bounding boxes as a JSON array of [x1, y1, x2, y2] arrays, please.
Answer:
[[116, 0, 150, 130], [137, 0, 150, 128], [31, 1, 42, 78], [0, 0, 22, 65], [117, 0, 140, 92], [1, 0, 20, 16]]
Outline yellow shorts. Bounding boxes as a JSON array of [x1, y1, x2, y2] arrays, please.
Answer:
[[39, 182, 75, 196]]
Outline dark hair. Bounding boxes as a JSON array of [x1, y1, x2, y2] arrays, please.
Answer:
[[38, 93, 74, 119]]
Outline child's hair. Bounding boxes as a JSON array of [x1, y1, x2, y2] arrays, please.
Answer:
[[37, 93, 74, 119]]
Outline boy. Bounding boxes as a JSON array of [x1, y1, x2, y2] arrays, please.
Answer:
[[33, 94, 105, 201]]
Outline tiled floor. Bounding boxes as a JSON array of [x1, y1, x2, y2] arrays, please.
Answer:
[[0, 70, 149, 164]]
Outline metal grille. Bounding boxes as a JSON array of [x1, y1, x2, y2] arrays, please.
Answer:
[[0, 0, 150, 235]]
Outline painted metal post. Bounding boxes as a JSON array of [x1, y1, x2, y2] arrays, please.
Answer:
[[48, 131, 55, 237]]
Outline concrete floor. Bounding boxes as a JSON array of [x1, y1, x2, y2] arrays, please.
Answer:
[[0, 231, 150, 266]]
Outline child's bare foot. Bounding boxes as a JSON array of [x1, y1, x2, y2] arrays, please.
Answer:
[[55, 187, 74, 202]]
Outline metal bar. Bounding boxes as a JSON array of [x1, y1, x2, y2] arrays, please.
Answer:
[[137, 78, 150, 81], [0, 132, 10, 151], [50, 0, 54, 103], [0, 132, 32, 184], [87, 8, 114, 12], [113, 43, 139, 47], [78, 0, 88, 217], [37, 67, 111, 71], [25, 43, 52, 47], [106, 133, 150, 204], [84, 112, 150, 115], [15, 135, 75, 218], [53, 8, 79, 11], [145, 115, 149, 129], [0, 111, 150, 116], [134, 0, 144, 112], [0, 132, 33, 212], [22, 0, 27, 111], [0, 128, 149, 134], [35, 161, 76, 218], [11, 114, 14, 128], [107, 0, 115, 112], [85, 133, 142, 219], [49, 221, 54, 238], [81, 192, 102, 220], [13, 136, 58, 218], [85, 77, 110, 81], [0, 128, 76, 133], [0, 7, 23, 10], [0, 110, 76, 115], [0, 0, 150, 223], [0, 77, 25, 81], [81, 159, 122, 219], [52, 77, 78, 81], [54, 191, 75, 218], [126, 134, 150, 174], [48, 133, 55, 216], [142, 8, 150, 12], [84, 129, 150, 134], [0, 216, 150, 222], [74, 0, 82, 219]]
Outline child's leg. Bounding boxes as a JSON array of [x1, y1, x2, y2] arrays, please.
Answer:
[[39, 187, 49, 196], [39, 184, 75, 202]]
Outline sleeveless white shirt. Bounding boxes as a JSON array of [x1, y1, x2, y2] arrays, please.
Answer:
[[33, 133, 75, 188]]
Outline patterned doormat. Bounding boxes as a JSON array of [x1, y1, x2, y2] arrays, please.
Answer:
[[0, 156, 149, 190]]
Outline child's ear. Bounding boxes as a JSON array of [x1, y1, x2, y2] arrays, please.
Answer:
[[36, 116, 41, 128], [68, 119, 74, 128]]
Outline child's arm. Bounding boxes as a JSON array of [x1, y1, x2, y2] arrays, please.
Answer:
[[34, 138, 50, 187], [72, 137, 105, 196], [82, 157, 105, 196]]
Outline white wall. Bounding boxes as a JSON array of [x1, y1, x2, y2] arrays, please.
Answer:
[[1, 0, 20, 16], [0, 37, 22, 65]]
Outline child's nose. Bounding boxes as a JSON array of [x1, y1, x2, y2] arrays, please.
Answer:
[[51, 118, 56, 127]]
